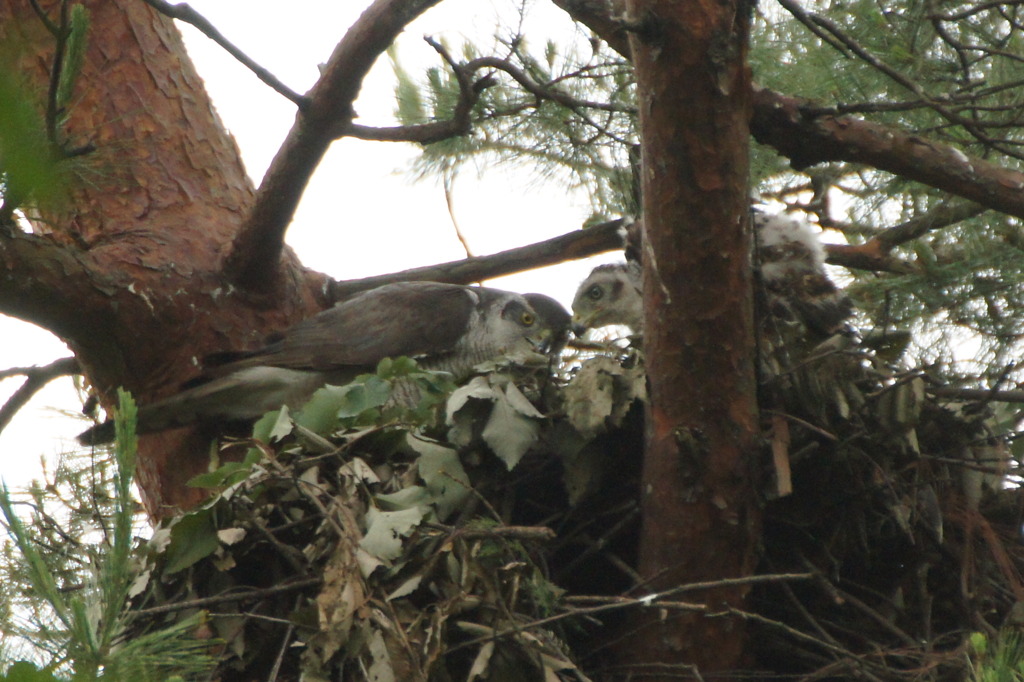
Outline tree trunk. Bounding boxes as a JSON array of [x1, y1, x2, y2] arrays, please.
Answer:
[[618, 0, 760, 676], [0, 0, 328, 514]]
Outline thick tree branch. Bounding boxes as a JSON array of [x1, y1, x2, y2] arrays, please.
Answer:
[[777, 0, 1016, 158], [328, 218, 629, 301], [0, 357, 79, 438], [750, 87, 1024, 220], [223, 0, 443, 292], [324, 215, 916, 305], [0, 232, 119, 347], [554, 0, 1024, 221], [552, 0, 633, 59], [140, 0, 305, 106]]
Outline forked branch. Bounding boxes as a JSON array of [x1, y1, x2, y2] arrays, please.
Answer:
[[223, 0, 444, 292]]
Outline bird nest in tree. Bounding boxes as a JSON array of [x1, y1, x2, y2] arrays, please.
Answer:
[[123, 334, 1023, 681]]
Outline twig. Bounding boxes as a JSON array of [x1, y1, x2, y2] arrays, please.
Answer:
[[466, 56, 635, 115], [267, 595, 302, 682], [762, 409, 839, 442], [555, 502, 641, 581], [134, 578, 321, 616], [454, 525, 557, 543], [44, 1, 70, 140], [0, 357, 79, 437], [443, 172, 474, 259], [139, 0, 305, 106], [801, 557, 920, 649], [927, 385, 1024, 403]]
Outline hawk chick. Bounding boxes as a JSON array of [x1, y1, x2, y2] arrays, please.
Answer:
[[570, 212, 851, 336]]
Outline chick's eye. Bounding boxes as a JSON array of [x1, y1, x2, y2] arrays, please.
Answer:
[[520, 311, 535, 326], [587, 285, 603, 301]]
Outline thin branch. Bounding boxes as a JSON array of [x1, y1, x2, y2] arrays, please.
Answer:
[[223, 0, 444, 293], [447, 572, 816, 656], [824, 243, 917, 275], [134, 578, 321, 617], [44, 1, 70, 140], [139, 0, 305, 106], [0, 357, 79, 437], [466, 56, 635, 114], [876, 200, 988, 250], [27, 0, 60, 36], [927, 385, 1024, 403], [320, 215, 907, 306], [343, 120, 474, 144], [337, 36, 494, 145]]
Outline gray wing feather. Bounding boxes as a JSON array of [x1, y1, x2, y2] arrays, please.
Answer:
[[222, 282, 474, 372]]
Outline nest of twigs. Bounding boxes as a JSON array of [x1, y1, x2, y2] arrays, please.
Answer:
[[124, 332, 1024, 681]]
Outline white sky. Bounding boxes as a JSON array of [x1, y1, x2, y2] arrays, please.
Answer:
[[0, 0, 619, 486]]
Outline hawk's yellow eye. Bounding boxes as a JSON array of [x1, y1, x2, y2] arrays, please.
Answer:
[[520, 311, 535, 326]]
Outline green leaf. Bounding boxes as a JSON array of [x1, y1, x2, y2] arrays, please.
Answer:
[[296, 377, 392, 434], [251, 408, 289, 442], [390, 45, 427, 126], [164, 510, 219, 574], [187, 461, 250, 489]]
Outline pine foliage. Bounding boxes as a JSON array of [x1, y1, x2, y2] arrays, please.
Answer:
[[394, 0, 1024, 389]]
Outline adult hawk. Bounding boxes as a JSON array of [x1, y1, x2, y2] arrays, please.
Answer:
[[79, 281, 569, 445], [571, 212, 851, 337]]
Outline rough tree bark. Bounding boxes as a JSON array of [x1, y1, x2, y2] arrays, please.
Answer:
[[620, 0, 760, 676], [0, 0, 625, 516], [5, 0, 1024, 676], [0, 0, 440, 514]]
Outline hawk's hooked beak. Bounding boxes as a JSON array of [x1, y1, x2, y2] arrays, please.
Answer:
[[527, 327, 555, 355], [571, 313, 591, 338]]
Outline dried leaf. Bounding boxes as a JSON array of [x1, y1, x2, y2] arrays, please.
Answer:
[[482, 387, 541, 470], [771, 414, 793, 498], [360, 507, 427, 562], [366, 628, 396, 682], [564, 356, 645, 439], [314, 542, 365, 660], [386, 574, 423, 601], [467, 640, 495, 681], [217, 527, 246, 545], [408, 435, 471, 520]]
